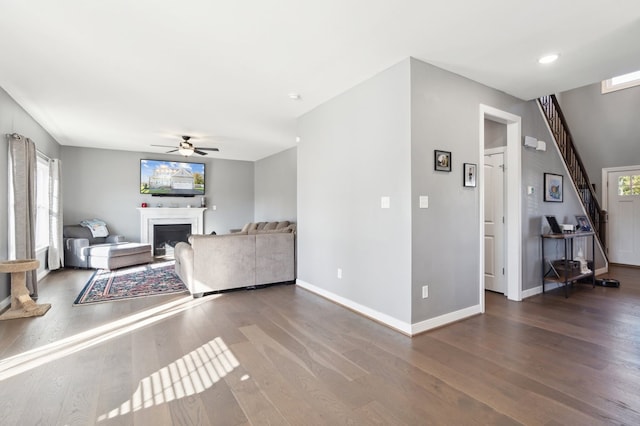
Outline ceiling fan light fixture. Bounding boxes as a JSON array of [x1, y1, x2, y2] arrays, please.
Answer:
[[178, 146, 194, 156]]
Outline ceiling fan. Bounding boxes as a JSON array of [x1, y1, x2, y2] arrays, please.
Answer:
[[152, 135, 219, 156]]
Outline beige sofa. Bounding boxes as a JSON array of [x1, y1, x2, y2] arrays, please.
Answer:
[[174, 221, 296, 297]]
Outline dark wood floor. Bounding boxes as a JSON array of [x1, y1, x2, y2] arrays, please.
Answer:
[[0, 265, 639, 425]]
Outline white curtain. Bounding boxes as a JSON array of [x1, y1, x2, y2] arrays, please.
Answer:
[[7, 133, 38, 298], [48, 158, 63, 270]]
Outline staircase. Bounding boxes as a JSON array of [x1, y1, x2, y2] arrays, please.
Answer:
[[537, 94, 607, 253]]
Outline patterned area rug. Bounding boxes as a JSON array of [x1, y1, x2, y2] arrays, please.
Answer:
[[73, 261, 188, 305]]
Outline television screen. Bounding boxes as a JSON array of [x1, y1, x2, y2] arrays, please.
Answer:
[[140, 159, 205, 197]]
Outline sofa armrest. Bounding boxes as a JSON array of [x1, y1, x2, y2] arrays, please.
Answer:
[[65, 237, 89, 251], [106, 234, 126, 243], [174, 242, 195, 294], [64, 237, 90, 268]]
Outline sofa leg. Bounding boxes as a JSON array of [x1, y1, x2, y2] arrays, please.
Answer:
[[192, 293, 204, 299]]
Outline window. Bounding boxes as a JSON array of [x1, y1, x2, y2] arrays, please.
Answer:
[[35, 155, 50, 251], [617, 175, 640, 196], [602, 70, 640, 94]]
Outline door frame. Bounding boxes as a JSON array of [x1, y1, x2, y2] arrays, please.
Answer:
[[479, 105, 522, 311]]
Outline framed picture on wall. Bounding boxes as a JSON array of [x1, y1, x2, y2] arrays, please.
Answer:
[[544, 173, 563, 202], [576, 215, 591, 231], [434, 150, 451, 172], [463, 163, 477, 187]]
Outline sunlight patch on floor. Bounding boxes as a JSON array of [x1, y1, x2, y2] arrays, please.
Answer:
[[97, 337, 241, 422], [0, 294, 219, 381]]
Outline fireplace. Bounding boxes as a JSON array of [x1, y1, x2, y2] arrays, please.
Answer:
[[153, 224, 192, 257], [137, 207, 206, 252]]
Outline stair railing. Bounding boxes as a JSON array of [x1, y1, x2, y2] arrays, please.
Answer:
[[537, 95, 607, 252]]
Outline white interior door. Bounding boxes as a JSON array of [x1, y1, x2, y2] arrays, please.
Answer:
[[484, 150, 505, 293], [607, 168, 640, 265]]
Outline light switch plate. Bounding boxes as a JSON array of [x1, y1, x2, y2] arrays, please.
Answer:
[[419, 196, 429, 208], [381, 196, 390, 209]]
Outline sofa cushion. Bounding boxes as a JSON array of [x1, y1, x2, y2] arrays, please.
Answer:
[[257, 227, 293, 234], [63, 225, 107, 245], [86, 242, 151, 258], [263, 222, 278, 231], [246, 221, 295, 234]]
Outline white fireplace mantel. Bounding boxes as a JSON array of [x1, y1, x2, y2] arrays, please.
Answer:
[[137, 207, 206, 244]]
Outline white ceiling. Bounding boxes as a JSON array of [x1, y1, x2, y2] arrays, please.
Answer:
[[1, 1, 639, 161]]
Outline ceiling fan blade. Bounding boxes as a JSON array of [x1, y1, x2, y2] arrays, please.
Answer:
[[165, 149, 178, 153], [151, 144, 178, 148], [193, 149, 208, 156], [196, 147, 219, 152]]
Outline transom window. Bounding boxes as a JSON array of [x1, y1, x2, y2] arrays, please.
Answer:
[[602, 70, 640, 94], [618, 175, 640, 196]]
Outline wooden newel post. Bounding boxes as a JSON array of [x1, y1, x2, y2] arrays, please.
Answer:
[[0, 259, 51, 320]]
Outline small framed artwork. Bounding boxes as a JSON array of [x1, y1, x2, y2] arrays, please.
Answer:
[[576, 215, 591, 231], [434, 150, 452, 172], [463, 163, 477, 187], [544, 173, 563, 202]]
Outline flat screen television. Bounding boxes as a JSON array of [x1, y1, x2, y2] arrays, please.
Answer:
[[140, 159, 205, 197]]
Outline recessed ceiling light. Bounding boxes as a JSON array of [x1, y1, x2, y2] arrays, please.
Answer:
[[288, 93, 301, 100], [538, 54, 559, 64]]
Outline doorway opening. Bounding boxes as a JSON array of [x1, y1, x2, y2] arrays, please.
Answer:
[[479, 105, 522, 312]]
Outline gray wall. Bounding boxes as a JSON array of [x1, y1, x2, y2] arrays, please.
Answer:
[[61, 146, 254, 240], [510, 101, 604, 292], [0, 86, 61, 302], [409, 58, 525, 322], [298, 56, 604, 329], [484, 119, 507, 149], [254, 147, 297, 222], [298, 59, 413, 323], [558, 83, 640, 201]]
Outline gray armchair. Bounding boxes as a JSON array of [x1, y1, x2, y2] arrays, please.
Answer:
[[63, 224, 152, 270]]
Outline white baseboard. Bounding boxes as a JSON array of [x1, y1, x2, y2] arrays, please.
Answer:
[[521, 283, 554, 299], [0, 296, 10, 312], [296, 279, 412, 335], [410, 304, 482, 335], [37, 269, 50, 281], [521, 273, 609, 299], [296, 279, 482, 336]]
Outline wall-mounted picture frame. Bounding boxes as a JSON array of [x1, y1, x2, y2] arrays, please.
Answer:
[[544, 173, 563, 202], [434, 150, 451, 172], [575, 215, 591, 231], [463, 163, 477, 187]]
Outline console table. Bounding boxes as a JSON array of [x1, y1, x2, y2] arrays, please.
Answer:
[[541, 231, 595, 297]]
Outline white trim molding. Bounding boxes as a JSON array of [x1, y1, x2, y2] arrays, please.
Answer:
[[296, 279, 412, 335], [479, 105, 523, 309], [296, 279, 481, 336], [137, 207, 206, 244]]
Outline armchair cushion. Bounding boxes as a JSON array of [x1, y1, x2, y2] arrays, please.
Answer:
[[63, 223, 149, 270]]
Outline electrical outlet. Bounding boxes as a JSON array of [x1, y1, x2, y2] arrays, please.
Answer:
[[422, 285, 429, 299], [337, 268, 342, 279]]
